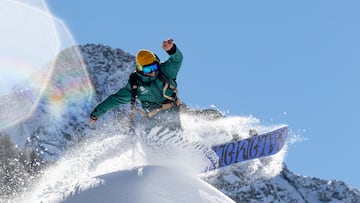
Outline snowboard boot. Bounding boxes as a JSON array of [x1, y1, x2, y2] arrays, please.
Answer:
[[232, 133, 241, 140], [249, 129, 259, 136]]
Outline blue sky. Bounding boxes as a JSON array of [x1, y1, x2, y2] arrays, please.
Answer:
[[47, 0, 360, 188]]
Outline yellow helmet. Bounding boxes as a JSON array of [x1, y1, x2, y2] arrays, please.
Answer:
[[136, 49, 160, 72]]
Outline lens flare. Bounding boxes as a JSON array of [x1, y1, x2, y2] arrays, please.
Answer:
[[0, 0, 94, 129]]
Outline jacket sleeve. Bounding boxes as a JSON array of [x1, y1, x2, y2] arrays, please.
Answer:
[[90, 82, 132, 118], [160, 44, 183, 84]]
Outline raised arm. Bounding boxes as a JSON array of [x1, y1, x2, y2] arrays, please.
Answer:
[[160, 39, 183, 83]]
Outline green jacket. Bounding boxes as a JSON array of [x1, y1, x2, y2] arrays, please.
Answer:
[[90, 45, 183, 119]]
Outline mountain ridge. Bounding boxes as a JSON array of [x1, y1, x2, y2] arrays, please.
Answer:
[[0, 44, 359, 203]]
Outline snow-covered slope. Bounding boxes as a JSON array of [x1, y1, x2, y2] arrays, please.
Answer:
[[1, 44, 360, 203], [10, 128, 235, 203], [62, 166, 234, 203]]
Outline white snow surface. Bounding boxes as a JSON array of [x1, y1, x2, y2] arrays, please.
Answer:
[[11, 115, 271, 203], [62, 166, 234, 203]]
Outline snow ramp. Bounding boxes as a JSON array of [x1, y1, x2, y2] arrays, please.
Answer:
[[62, 166, 234, 203]]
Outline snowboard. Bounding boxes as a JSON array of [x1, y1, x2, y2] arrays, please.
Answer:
[[206, 126, 288, 171]]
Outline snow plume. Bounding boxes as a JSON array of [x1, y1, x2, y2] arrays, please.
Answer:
[[6, 112, 288, 203], [0, 0, 94, 130]]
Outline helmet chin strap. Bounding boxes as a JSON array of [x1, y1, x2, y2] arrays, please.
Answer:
[[145, 72, 156, 76]]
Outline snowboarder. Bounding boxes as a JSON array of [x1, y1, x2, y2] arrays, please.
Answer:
[[89, 39, 183, 132]]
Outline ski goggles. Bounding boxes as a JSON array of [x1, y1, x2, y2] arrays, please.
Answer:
[[141, 63, 159, 74]]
